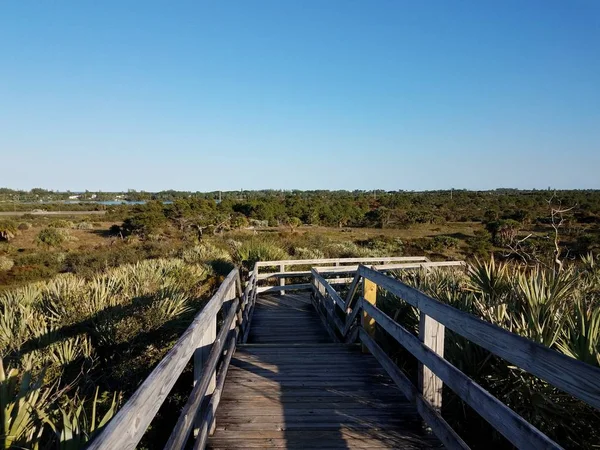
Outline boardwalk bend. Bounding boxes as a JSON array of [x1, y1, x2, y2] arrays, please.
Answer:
[[89, 257, 600, 449]]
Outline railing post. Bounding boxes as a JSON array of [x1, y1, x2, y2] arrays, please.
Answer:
[[194, 281, 238, 437], [193, 313, 216, 436], [361, 277, 377, 353], [419, 314, 445, 411], [279, 264, 285, 295]]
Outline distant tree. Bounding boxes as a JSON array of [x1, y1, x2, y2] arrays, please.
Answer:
[[121, 204, 167, 237]]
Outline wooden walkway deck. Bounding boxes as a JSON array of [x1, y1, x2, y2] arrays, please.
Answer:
[[90, 259, 600, 450], [207, 293, 440, 449]]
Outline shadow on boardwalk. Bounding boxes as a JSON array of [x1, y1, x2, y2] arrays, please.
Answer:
[[208, 293, 439, 449]]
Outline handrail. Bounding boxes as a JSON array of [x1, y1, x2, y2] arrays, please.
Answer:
[[254, 256, 464, 294], [257, 261, 465, 280], [164, 298, 239, 450], [357, 265, 600, 411], [312, 264, 600, 450], [255, 256, 430, 267], [88, 267, 255, 450], [90, 256, 594, 450]]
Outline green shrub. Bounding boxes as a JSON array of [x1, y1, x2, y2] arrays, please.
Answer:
[[430, 235, 461, 251], [18, 222, 32, 231], [179, 242, 234, 275], [64, 246, 142, 277], [36, 228, 70, 247], [0, 256, 213, 450], [48, 219, 73, 229], [486, 219, 521, 246], [235, 240, 288, 269], [357, 235, 404, 255]]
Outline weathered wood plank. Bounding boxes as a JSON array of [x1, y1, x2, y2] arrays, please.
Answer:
[[193, 313, 216, 435], [418, 314, 444, 411], [361, 302, 562, 450], [256, 283, 312, 293], [311, 269, 345, 309], [278, 263, 285, 296], [362, 278, 377, 353], [164, 298, 239, 450], [208, 288, 441, 450], [358, 329, 468, 450], [255, 257, 429, 268], [194, 329, 239, 450], [358, 265, 600, 412]]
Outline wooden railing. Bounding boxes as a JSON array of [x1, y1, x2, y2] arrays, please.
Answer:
[[88, 257, 600, 450], [254, 256, 465, 293], [311, 265, 600, 450], [88, 267, 258, 450], [87, 257, 464, 449]]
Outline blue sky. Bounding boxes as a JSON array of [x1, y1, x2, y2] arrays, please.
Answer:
[[1, 1, 598, 191]]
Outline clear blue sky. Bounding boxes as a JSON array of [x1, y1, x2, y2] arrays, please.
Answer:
[[1, 1, 598, 192]]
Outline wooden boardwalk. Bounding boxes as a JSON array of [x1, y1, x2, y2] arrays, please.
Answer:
[[90, 259, 600, 450], [208, 293, 440, 449]]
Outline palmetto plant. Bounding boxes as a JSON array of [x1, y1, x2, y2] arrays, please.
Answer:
[[0, 256, 213, 449], [0, 360, 49, 449], [234, 240, 289, 269], [49, 336, 85, 367], [394, 257, 600, 448], [48, 388, 119, 450], [557, 296, 600, 366], [510, 266, 575, 347], [151, 288, 192, 322]]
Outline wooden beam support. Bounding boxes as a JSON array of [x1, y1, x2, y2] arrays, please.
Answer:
[[358, 265, 600, 412], [193, 316, 216, 436], [358, 329, 469, 450], [279, 264, 285, 296], [361, 276, 377, 353], [165, 299, 239, 450], [419, 314, 445, 411]]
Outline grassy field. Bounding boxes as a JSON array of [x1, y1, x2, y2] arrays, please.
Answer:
[[6, 221, 115, 250]]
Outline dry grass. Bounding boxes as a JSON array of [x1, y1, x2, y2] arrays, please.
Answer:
[[7, 222, 118, 250]]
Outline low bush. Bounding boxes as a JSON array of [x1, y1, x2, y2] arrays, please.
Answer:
[[179, 242, 234, 275], [0, 255, 14, 271], [323, 241, 375, 258], [356, 235, 404, 255], [74, 221, 94, 230], [234, 240, 289, 269], [48, 219, 74, 229], [293, 247, 325, 259], [36, 228, 71, 247]]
